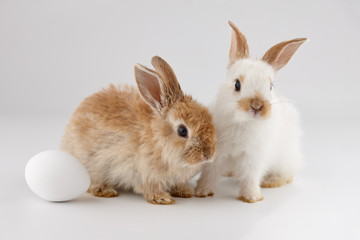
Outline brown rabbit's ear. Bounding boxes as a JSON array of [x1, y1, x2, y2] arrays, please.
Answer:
[[151, 56, 184, 106], [134, 64, 163, 111], [262, 38, 308, 71], [228, 21, 249, 65]]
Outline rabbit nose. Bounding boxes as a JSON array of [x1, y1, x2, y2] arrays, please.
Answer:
[[251, 99, 264, 111]]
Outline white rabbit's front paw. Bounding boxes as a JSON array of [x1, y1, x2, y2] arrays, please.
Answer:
[[238, 188, 263, 203]]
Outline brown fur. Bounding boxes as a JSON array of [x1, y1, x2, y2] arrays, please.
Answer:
[[145, 192, 176, 205], [223, 171, 233, 177], [170, 183, 194, 198], [228, 21, 249, 65], [61, 56, 216, 205], [196, 192, 214, 198], [237, 75, 245, 83], [238, 93, 271, 119], [172, 98, 217, 165], [88, 184, 119, 198], [136, 181, 176, 204], [151, 56, 184, 107]]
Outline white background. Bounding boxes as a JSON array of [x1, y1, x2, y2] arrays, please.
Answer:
[[1, 0, 359, 239]]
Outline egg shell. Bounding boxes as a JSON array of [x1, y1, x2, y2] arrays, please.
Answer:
[[25, 150, 90, 202]]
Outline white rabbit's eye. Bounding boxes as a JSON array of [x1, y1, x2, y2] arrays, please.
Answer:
[[270, 83, 273, 91], [177, 125, 188, 138], [235, 79, 241, 91]]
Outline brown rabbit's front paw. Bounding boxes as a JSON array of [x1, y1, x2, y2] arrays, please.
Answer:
[[171, 184, 194, 198], [194, 185, 215, 198], [223, 171, 234, 177], [145, 192, 175, 205], [88, 184, 119, 198]]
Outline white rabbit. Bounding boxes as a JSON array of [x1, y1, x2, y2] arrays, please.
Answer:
[[195, 21, 307, 203]]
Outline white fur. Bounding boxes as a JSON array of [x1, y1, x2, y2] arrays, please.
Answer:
[[196, 58, 303, 201]]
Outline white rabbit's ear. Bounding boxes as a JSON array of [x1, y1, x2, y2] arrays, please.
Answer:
[[228, 21, 249, 65], [151, 56, 184, 107], [134, 64, 163, 111], [262, 38, 308, 71]]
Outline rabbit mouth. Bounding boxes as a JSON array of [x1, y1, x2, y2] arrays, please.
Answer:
[[181, 158, 211, 168], [249, 108, 272, 120], [181, 152, 214, 168], [251, 109, 262, 118], [204, 157, 215, 163]]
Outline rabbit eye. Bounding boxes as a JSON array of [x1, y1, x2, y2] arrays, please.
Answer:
[[235, 79, 241, 91], [177, 125, 188, 138], [270, 83, 273, 91]]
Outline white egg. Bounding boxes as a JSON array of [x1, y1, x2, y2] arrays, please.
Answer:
[[25, 150, 90, 202]]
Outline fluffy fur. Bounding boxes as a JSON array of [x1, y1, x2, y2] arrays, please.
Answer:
[[195, 21, 307, 203], [61, 56, 216, 205]]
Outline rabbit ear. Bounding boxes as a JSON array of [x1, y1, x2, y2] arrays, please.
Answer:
[[151, 56, 184, 107], [262, 38, 307, 71], [228, 21, 249, 65], [134, 64, 163, 111]]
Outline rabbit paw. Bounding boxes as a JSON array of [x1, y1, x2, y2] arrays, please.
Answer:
[[237, 195, 264, 203], [145, 192, 176, 205], [237, 188, 263, 203], [171, 184, 194, 198], [223, 171, 234, 177], [261, 174, 293, 188], [195, 185, 215, 198], [88, 184, 119, 198]]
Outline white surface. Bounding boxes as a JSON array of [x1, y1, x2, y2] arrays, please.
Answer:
[[0, 115, 359, 239], [1, 0, 360, 239], [25, 150, 90, 202]]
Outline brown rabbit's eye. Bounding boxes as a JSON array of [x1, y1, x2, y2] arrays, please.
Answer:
[[177, 125, 188, 138], [235, 79, 241, 91]]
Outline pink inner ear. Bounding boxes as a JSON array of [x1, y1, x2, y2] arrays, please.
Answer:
[[229, 31, 238, 63], [135, 66, 162, 109], [142, 74, 162, 105], [273, 42, 303, 71], [228, 21, 249, 64], [263, 38, 307, 71]]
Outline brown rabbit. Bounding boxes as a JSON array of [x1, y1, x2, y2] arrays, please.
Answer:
[[61, 56, 216, 205]]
